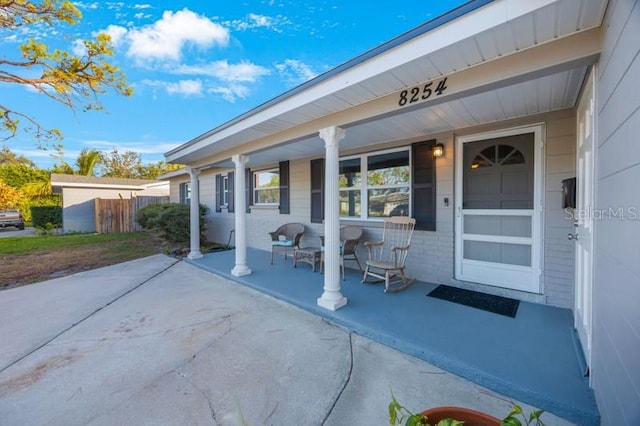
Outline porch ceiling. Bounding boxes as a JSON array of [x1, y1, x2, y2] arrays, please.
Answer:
[[167, 0, 607, 169]]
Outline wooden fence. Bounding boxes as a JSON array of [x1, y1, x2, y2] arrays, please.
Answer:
[[94, 196, 169, 234]]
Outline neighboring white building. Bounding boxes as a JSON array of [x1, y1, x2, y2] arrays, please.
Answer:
[[51, 174, 169, 233], [163, 1, 639, 424]]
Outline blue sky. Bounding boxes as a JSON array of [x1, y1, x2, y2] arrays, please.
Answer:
[[3, 0, 467, 169]]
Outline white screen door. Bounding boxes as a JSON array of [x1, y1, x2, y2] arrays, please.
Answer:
[[574, 70, 595, 371], [455, 126, 543, 293]]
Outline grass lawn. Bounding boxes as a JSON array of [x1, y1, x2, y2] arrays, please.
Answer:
[[0, 232, 167, 290]]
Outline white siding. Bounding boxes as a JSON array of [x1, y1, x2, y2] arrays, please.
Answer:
[[592, 1, 640, 424], [543, 111, 577, 308], [441, 111, 576, 307], [186, 110, 576, 308]]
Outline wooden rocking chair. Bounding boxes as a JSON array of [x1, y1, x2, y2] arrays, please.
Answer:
[[362, 216, 416, 292]]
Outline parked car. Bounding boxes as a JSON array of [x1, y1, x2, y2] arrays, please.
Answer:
[[0, 209, 25, 230]]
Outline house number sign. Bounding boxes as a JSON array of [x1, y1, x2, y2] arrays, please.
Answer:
[[397, 77, 448, 107]]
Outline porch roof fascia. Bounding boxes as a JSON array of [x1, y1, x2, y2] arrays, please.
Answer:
[[167, 0, 570, 163], [51, 182, 150, 190], [178, 28, 602, 170]]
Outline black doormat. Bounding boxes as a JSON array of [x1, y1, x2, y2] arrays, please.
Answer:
[[427, 285, 520, 318]]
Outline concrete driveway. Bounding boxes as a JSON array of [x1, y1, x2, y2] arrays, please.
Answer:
[[0, 255, 572, 425], [0, 227, 36, 238]]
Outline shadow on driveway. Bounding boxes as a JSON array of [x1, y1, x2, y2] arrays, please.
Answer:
[[0, 255, 574, 425]]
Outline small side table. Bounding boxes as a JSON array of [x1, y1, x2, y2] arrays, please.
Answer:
[[294, 247, 321, 272]]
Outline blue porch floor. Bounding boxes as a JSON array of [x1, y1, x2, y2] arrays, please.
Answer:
[[187, 248, 599, 425]]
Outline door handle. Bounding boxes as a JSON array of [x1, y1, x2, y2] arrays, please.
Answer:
[[567, 233, 579, 240]]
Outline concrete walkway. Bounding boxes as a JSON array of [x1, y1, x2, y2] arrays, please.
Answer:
[[0, 227, 36, 238], [0, 256, 573, 425]]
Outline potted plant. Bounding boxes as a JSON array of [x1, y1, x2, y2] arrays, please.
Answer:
[[388, 393, 546, 426]]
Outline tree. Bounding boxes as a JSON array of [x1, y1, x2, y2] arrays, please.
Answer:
[[100, 149, 142, 178], [0, 1, 132, 142], [0, 146, 36, 167], [51, 147, 101, 175], [0, 180, 27, 210], [0, 163, 50, 188], [137, 160, 183, 180]]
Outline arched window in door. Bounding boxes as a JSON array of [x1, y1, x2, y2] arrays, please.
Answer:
[[470, 145, 526, 169], [463, 133, 534, 209]]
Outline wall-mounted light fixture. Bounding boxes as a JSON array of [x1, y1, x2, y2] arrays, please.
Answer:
[[432, 143, 445, 158]]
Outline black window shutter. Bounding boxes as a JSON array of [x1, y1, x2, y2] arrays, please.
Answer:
[[279, 161, 290, 214], [245, 168, 252, 213], [412, 140, 437, 231], [310, 158, 325, 223], [179, 183, 186, 204], [228, 171, 235, 213], [215, 175, 222, 212]]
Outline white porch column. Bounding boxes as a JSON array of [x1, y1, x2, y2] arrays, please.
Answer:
[[317, 126, 347, 311], [231, 154, 252, 277], [187, 167, 202, 260]]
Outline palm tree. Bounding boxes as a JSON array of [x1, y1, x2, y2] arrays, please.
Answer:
[[52, 148, 102, 176], [75, 148, 102, 176]]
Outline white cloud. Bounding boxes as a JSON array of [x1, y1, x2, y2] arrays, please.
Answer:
[[275, 59, 319, 85], [71, 39, 87, 56], [225, 13, 289, 33], [172, 60, 270, 82], [133, 4, 152, 9], [207, 84, 250, 103], [84, 140, 179, 155], [134, 12, 152, 20], [74, 2, 99, 9], [106, 2, 124, 10], [166, 80, 203, 96], [97, 24, 128, 47], [141, 79, 203, 97], [248, 13, 270, 27], [126, 9, 229, 62]]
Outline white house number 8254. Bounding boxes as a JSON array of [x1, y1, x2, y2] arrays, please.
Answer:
[[398, 77, 448, 107]]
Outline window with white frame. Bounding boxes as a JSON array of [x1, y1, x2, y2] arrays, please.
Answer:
[[339, 148, 410, 219], [222, 175, 229, 206], [180, 182, 191, 205], [253, 168, 280, 205]]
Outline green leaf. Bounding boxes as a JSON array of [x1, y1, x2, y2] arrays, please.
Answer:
[[501, 417, 522, 426], [404, 415, 422, 426], [389, 401, 398, 424], [529, 410, 544, 420]]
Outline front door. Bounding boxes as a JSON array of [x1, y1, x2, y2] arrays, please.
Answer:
[[455, 126, 543, 293], [574, 70, 595, 372]]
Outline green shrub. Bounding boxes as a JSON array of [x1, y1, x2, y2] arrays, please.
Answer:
[[136, 203, 174, 230], [31, 206, 62, 228], [136, 203, 209, 244]]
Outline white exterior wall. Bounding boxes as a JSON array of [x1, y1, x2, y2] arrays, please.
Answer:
[[191, 110, 576, 308], [62, 188, 136, 233], [169, 176, 189, 203], [592, 0, 640, 424], [138, 183, 170, 197], [426, 110, 577, 307], [542, 111, 578, 308]]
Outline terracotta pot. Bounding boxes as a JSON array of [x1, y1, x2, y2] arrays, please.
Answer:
[[420, 406, 501, 426]]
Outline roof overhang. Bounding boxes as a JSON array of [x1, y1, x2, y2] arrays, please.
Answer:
[[165, 0, 607, 169], [50, 181, 150, 190]]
